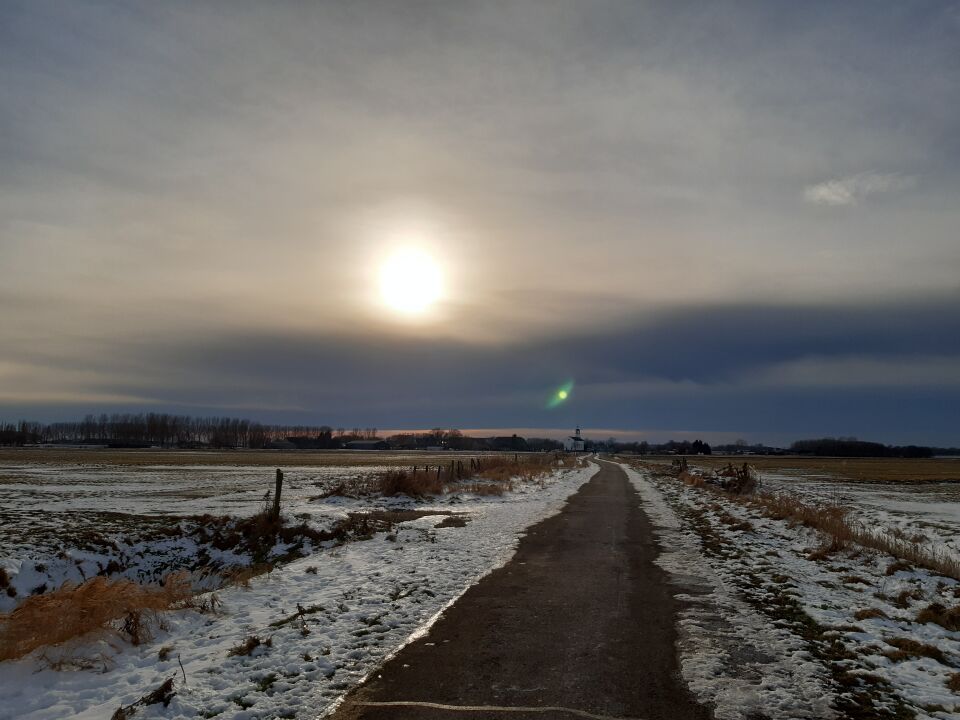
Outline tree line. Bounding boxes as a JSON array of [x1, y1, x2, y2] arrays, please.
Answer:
[[2, 416, 955, 455], [789, 438, 959, 458], [0, 414, 380, 449], [0, 415, 562, 451]]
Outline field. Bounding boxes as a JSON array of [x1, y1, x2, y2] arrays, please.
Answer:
[[671, 454, 960, 483], [621, 457, 960, 719], [664, 455, 960, 564], [0, 448, 535, 602], [0, 447, 591, 719], [0, 447, 500, 468], [4, 451, 960, 719]]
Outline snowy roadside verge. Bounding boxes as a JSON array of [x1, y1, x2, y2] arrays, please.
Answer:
[[622, 461, 960, 720], [0, 463, 596, 720], [621, 463, 835, 720]]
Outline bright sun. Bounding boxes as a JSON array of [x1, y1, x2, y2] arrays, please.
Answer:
[[379, 248, 443, 315]]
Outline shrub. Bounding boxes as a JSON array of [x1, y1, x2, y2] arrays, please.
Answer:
[[377, 468, 446, 497], [0, 573, 191, 661]]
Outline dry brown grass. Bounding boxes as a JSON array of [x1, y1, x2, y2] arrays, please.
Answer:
[[377, 468, 447, 496], [947, 673, 960, 693], [890, 588, 925, 609], [854, 608, 889, 621], [328, 454, 563, 498], [0, 573, 191, 661], [458, 481, 511, 495], [883, 637, 949, 664], [222, 563, 274, 589], [627, 456, 960, 581], [227, 634, 271, 657], [673, 455, 960, 484], [886, 560, 914, 575], [916, 603, 960, 631], [111, 677, 177, 719], [728, 487, 960, 580], [0, 447, 520, 468]]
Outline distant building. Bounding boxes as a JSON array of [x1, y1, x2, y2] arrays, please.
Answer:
[[489, 434, 528, 451], [265, 439, 297, 450], [564, 427, 585, 452], [345, 440, 389, 451]]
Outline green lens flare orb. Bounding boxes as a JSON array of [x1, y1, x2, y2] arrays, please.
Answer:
[[546, 380, 574, 409]]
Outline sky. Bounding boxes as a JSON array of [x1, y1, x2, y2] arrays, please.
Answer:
[[2, 0, 959, 445]]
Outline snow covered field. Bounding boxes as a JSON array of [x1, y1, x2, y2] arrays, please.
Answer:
[[0, 456, 595, 719], [0, 461, 402, 609], [623, 461, 960, 720], [762, 473, 960, 566]]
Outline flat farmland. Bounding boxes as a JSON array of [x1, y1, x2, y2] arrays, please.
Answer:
[[0, 447, 592, 719], [670, 454, 960, 483]]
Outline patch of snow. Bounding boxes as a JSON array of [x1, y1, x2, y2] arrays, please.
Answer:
[[622, 462, 960, 719], [0, 464, 596, 720], [622, 464, 836, 719]]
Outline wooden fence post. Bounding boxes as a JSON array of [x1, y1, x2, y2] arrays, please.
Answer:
[[273, 469, 283, 520]]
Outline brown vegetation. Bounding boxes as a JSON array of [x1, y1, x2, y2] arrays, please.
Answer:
[[948, 673, 960, 693], [886, 560, 914, 575], [314, 454, 563, 499], [630, 457, 960, 581], [227, 635, 271, 657], [0, 447, 520, 469], [891, 588, 925, 609], [111, 677, 176, 719], [0, 573, 191, 662], [673, 455, 960, 484], [883, 637, 949, 665], [916, 603, 960, 631], [854, 608, 888, 621]]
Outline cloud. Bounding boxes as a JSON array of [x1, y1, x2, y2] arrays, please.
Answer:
[[804, 172, 917, 206], [747, 354, 960, 388]]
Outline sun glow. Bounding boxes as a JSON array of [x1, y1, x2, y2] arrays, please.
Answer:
[[379, 248, 443, 315]]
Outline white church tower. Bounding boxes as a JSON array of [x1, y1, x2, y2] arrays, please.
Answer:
[[564, 426, 585, 452]]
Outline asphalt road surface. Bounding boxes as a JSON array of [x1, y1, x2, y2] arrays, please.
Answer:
[[330, 459, 711, 720]]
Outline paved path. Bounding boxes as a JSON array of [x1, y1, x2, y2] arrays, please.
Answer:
[[331, 460, 711, 720]]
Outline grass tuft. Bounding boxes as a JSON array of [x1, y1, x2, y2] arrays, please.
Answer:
[[886, 560, 913, 576], [916, 603, 960, 631], [883, 637, 949, 665], [947, 673, 960, 693], [227, 635, 271, 657], [0, 573, 191, 662], [854, 608, 889, 621]]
